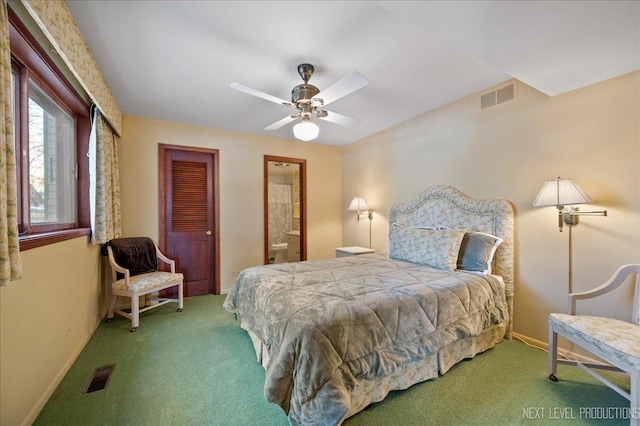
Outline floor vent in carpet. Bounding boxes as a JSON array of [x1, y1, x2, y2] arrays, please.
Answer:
[[84, 365, 115, 394]]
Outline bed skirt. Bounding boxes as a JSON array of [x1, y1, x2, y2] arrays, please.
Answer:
[[241, 320, 506, 420]]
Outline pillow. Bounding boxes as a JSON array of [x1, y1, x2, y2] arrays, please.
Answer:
[[389, 227, 465, 271], [392, 222, 436, 230], [456, 232, 503, 275], [392, 223, 450, 230]]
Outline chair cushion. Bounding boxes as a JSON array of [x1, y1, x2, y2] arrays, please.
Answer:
[[549, 313, 640, 369], [109, 237, 158, 277], [113, 271, 183, 294]]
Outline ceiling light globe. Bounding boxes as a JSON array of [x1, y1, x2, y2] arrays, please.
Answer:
[[293, 121, 319, 141]]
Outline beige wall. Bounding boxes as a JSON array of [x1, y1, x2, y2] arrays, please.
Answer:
[[0, 116, 343, 425], [0, 238, 105, 425], [3, 2, 636, 423], [342, 72, 640, 344], [1, 71, 636, 426], [119, 115, 343, 293]]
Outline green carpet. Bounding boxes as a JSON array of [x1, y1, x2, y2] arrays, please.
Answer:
[[34, 295, 630, 425]]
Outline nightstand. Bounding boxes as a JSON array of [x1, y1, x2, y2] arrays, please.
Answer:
[[335, 246, 376, 257]]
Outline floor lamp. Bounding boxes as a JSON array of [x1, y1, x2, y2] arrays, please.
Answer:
[[533, 177, 607, 294], [348, 196, 373, 249]]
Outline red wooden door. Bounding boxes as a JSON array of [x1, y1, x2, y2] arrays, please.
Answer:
[[159, 145, 219, 296]]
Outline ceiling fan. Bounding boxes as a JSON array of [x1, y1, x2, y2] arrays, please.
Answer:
[[230, 64, 368, 141]]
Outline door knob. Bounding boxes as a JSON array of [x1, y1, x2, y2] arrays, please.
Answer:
[[206, 230, 212, 235]]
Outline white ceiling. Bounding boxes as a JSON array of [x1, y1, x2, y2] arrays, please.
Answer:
[[65, 1, 639, 147]]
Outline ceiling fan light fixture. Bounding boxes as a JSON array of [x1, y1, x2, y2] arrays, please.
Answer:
[[293, 118, 319, 142], [231, 63, 368, 141]]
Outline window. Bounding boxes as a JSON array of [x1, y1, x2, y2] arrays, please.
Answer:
[[27, 79, 76, 226], [9, 8, 91, 250]]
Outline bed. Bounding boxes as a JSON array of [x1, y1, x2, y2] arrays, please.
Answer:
[[223, 185, 514, 425]]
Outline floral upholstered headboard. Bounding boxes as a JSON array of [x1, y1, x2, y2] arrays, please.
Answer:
[[388, 185, 515, 338]]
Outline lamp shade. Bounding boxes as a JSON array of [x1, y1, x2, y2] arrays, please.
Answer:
[[348, 197, 369, 211], [293, 119, 319, 141], [533, 177, 592, 207]]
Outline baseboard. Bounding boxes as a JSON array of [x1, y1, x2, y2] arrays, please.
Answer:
[[512, 332, 589, 363]]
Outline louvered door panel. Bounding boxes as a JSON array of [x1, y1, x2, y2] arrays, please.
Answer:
[[172, 161, 207, 232]]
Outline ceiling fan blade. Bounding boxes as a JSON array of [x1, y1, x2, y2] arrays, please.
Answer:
[[230, 82, 294, 108], [313, 71, 368, 106], [317, 110, 360, 127], [265, 114, 300, 131]]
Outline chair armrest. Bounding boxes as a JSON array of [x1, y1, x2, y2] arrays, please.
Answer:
[[569, 264, 640, 315], [155, 245, 176, 273], [106, 246, 131, 282]]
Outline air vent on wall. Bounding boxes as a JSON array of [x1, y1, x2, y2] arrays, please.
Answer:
[[480, 83, 516, 110]]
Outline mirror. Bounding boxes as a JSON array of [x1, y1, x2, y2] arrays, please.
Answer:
[[264, 156, 306, 265]]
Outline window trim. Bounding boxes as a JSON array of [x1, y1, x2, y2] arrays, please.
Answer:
[[9, 7, 91, 250]]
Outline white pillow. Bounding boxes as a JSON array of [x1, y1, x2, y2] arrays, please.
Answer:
[[389, 227, 465, 271]]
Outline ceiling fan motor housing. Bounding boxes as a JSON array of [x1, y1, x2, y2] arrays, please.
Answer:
[[292, 84, 320, 104], [292, 63, 321, 109]]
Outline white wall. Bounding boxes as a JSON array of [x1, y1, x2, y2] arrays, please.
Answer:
[[342, 73, 640, 343], [119, 115, 344, 293]]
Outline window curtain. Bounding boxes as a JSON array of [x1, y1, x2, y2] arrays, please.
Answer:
[[0, 1, 22, 286], [90, 106, 121, 244]]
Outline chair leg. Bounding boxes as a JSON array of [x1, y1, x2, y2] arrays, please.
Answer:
[[107, 295, 118, 322], [631, 370, 639, 426], [548, 324, 559, 382], [131, 295, 140, 332], [177, 282, 184, 312]]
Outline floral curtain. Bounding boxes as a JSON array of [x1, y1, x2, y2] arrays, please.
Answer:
[[90, 108, 121, 244], [0, 1, 22, 286]]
